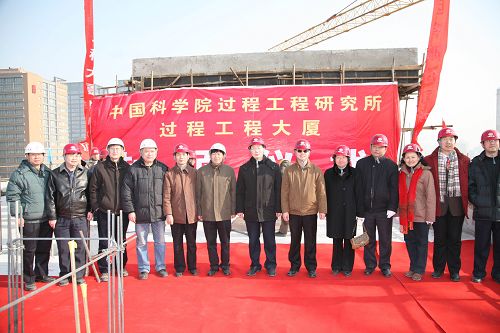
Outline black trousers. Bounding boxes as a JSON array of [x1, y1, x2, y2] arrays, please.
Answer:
[[363, 211, 393, 270], [473, 220, 500, 279], [171, 222, 198, 272], [22, 221, 53, 283], [332, 238, 354, 272], [245, 220, 277, 270], [96, 210, 129, 274], [54, 217, 88, 279], [404, 222, 430, 274], [203, 220, 231, 270], [432, 212, 464, 275], [289, 214, 317, 272]]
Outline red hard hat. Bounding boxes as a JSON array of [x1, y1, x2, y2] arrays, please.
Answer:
[[100, 149, 108, 159], [481, 129, 500, 142], [402, 143, 422, 155], [174, 143, 190, 154], [90, 147, 100, 155], [248, 137, 266, 149], [438, 127, 458, 140], [63, 143, 81, 155], [295, 139, 311, 150], [370, 134, 388, 147], [333, 145, 350, 157], [188, 150, 196, 159]]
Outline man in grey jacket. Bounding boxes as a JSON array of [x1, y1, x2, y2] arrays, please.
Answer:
[[196, 143, 236, 276], [7, 142, 54, 291]]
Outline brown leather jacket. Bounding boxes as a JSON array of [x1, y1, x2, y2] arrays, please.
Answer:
[[281, 161, 327, 216], [399, 164, 436, 223], [163, 165, 197, 224]]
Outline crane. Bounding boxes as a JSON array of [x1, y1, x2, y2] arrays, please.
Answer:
[[269, 0, 425, 52]]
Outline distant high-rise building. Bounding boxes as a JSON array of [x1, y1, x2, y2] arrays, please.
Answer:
[[0, 68, 69, 178], [66, 81, 128, 145]]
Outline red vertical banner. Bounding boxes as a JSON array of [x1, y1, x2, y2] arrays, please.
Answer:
[[412, 0, 450, 144], [82, 0, 94, 158]]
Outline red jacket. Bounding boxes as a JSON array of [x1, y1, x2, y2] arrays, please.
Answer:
[[424, 147, 470, 217]]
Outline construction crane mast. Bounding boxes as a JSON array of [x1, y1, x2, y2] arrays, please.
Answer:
[[269, 0, 425, 52]]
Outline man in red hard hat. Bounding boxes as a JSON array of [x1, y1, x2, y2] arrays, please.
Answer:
[[469, 129, 500, 284], [46, 143, 93, 286], [281, 139, 326, 278], [236, 137, 281, 277], [355, 134, 399, 278], [425, 127, 469, 282], [163, 143, 198, 277], [87, 147, 101, 168]]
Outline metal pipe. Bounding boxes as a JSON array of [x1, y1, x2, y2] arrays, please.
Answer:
[[68, 240, 81, 333], [107, 210, 112, 333], [111, 213, 116, 333], [79, 230, 100, 283]]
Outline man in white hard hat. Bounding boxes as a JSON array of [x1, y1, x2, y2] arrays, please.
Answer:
[[7, 142, 55, 291], [89, 138, 130, 281], [196, 143, 236, 276], [122, 139, 169, 280]]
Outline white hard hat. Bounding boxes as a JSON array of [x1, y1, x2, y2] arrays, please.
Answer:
[[107, 138, 125, 149], [210, 143, 226, 155], [140, 138, 158, 150], [25, 142, 45, 154]]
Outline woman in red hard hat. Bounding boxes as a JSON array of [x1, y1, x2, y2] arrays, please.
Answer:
[[399, 143, 436, 281]]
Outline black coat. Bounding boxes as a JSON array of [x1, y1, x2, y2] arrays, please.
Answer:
[[236, 156, 281, 222], [355, 155, 398, 217], [325, 165, 357, 239], [121, 158, 168, 223], [46, 164, 90, 220], [89, 156, 130, 214], [468, 151, 500, 222]]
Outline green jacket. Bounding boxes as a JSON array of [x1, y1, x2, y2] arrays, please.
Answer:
[[6, 160, 51, 222]]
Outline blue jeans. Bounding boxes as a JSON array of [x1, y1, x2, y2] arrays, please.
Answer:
[[135, 221, 166, 273]]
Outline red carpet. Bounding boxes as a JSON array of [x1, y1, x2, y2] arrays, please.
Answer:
[[1, 240, 499, 332]]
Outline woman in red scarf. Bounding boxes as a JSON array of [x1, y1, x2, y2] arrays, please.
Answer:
[[399, 144, 436, 281]]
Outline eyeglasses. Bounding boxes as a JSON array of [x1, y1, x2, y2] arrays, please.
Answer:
[[296, 149, 310, 153]]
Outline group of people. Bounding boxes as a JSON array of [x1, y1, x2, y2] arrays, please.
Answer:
[[6, 128, 500, 292]]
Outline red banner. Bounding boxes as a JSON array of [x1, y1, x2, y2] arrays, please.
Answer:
[[82, 0, 95, 158], [89, 83, 401, 171], [412, 0, 450, 144]]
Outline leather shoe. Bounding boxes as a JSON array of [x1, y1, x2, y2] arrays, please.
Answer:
[[404, 271, 415, 278], [308, 270, 317, 278], [158, 269, 168, 278], [471, 276, 483, 283], [138, 271, 149, 280], [364, 268, 374, 276], [332, 269, 341, 275], [35, 276, 56, 283], [412, 273, 423, 281], [76, 278, 86, 285], [431, 271, 443, 279], [58, 279, 69, 286], [382, 268, 392, 278], [450, 273, 460, 282], [175, 272, 183, 277], [24, 283, 37, 291], [189, 269, 198, 276], [100, 273, 109, 282], [247, 266, 262, 276], [343, 271, 352, 277], [207, 269, 218, 276], [267, 268, 276, 277], [222, 267, 231, 276], [287, 269, 298, 277]]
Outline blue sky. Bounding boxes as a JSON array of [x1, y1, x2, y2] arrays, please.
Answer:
[[1, 0, 499, 153]]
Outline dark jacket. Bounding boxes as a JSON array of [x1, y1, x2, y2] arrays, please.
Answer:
[[6, 160, 50, 222], [46, 163, 90, 220], [325, 165, 357, 239], [355, 155, 399, 217], [468, 151, 500, 222], [425, 147, 469, 217], [236, 156, 282, 222], [89, 156, 130, 214], [121, 158, 168, 223]]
